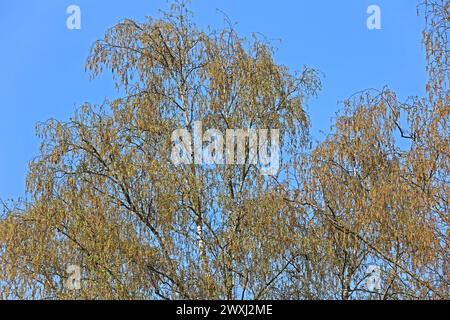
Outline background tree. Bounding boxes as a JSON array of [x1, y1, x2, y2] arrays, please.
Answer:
[[279, 0, 448, 299]]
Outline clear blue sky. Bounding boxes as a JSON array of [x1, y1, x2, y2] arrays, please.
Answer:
[[0, 0, 428, 200]]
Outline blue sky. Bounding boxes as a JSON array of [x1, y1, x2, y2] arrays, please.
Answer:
[[0, 0, 428, 200]]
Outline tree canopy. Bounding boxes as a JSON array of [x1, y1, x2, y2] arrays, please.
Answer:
[[0, 0, 448, 300]]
